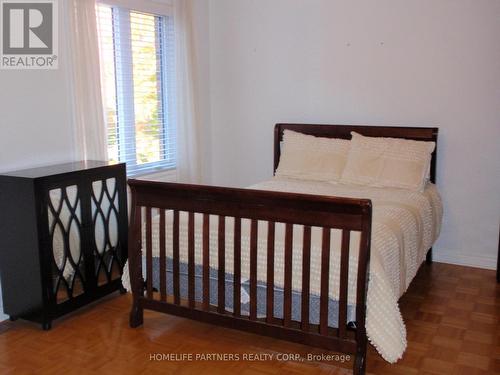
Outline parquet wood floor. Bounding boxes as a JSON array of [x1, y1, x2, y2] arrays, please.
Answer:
[[0, 262, 498, 374]]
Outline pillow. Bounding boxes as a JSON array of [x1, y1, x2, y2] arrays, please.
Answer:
[[275, 130, 350, 182], [340, 132, 435, 191]]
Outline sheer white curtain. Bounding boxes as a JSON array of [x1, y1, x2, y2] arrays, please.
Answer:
[[64, 0, 108, 161], [175, 0, 202, 183]]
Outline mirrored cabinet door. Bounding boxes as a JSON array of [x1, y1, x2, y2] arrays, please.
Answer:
[[91, 177, 124, 287], [47, 185, 86, 304]]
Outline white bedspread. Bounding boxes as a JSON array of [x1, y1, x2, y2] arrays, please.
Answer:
[[123, 177, 442, 363]]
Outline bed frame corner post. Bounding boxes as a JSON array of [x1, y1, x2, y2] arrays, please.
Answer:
[[130, 303, 144, 328], [128, 182, 144, 328], [354, 201, 371, 375], [428, 127, 437, 266], [354, 339, 367, 375], [273, 123, 282, 175], [426, 247, 433, 264]]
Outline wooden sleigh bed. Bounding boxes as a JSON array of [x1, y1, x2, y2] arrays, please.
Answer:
[[127, 123, 439, 375]]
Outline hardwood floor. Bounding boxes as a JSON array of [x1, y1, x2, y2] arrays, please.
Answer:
[[0, 262, 498, 374]]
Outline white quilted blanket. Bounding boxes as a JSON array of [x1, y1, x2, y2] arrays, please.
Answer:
[[123, 177, 442, 363]]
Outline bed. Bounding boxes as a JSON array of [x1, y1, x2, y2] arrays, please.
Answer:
[[126, 123, 441, 375]]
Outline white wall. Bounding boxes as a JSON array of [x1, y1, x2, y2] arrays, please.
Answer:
[[0, 15, 75, 173], [0, 4, 75, 320], [207, 0, 500, 269], [192, 0, 213, 182], [0, 70, 74, 173]]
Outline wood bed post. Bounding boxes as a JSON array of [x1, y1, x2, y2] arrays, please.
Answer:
[[426, 248, 433, 264], [353, 203, 372, 375], [426, 127, 438, 265], [128, 186, 144, 328]]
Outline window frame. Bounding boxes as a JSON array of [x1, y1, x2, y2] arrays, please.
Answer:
[[98, 0, 173, 18], [97, 0, 175, 177]]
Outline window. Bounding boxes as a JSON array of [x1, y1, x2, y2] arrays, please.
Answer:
[[96, 3, 175, 176]]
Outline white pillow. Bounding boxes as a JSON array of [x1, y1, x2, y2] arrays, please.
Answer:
[[275, 130, 350, 182], [340, 132, 435, 191]]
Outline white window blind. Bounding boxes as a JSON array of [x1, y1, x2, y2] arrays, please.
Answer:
[[96, 4, 175, 176]]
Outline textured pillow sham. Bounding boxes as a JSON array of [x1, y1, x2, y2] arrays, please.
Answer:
[[275, 130, 350, 182], [340, 132, 435, 191]]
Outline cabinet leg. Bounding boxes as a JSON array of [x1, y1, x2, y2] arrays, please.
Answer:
[[129, 303, 143, 328], [42, 321, 52, 331]]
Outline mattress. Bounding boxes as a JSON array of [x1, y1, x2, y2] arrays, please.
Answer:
[[122, 177, 442, 363], [144, 258, 357, 327]]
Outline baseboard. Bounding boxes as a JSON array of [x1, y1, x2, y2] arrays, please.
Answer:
[[434, 248, 497, 270]]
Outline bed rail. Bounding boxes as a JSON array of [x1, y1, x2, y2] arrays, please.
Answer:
[[127, 179, 372, 374]]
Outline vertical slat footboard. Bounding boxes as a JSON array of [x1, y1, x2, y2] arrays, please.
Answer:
[[319, 228, 331, 336], [202, 214, 210, 311], [159, 210, 166, 301], [188, 212, 195, 308], [266, 221, 275, 324], [249, 220, 258, 320], [145, 207, 153, 299], [301, 226, 311, 332], [233, 218, 242, 317], [283, 224, 293, 327], [339, 230, 350, 339], [172, 210, 180, 305], [218, 216, 226, 314], [128, 180, 371, 375]]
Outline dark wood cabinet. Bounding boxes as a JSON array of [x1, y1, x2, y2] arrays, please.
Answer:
[[0, 161, 128, 329]]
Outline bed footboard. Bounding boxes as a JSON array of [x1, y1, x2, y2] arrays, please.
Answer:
[[127, 179, 372, 375]]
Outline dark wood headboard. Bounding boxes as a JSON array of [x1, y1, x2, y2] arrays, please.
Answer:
[[274, 123, 439, 183]]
